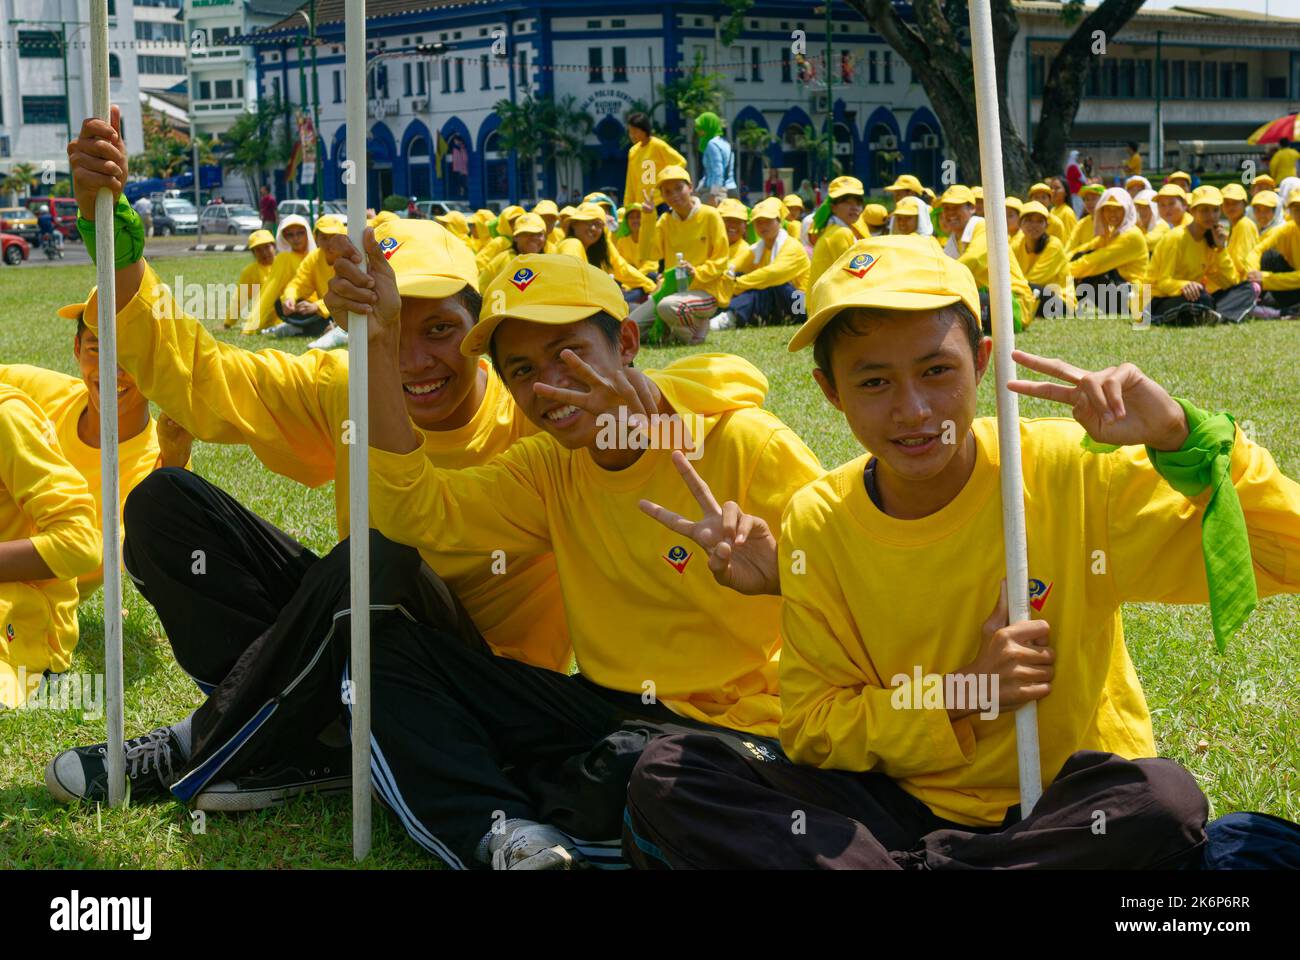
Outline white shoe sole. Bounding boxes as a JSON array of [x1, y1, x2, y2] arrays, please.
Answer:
[[194, 775, 351, 812]]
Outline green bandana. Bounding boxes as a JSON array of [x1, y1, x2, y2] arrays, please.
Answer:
[[1082, 398, 1255, 651], [812, 197, 833, 232], [694, 112, 723, 151], [77, 194, 145, 270]]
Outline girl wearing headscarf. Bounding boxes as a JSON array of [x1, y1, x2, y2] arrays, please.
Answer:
[[694, 111, 737, 204], [1069, 187, 1148, 316], [1132, 188, 1168, 250], [241, 214, 316, 334], [558, 202, 654, 303], [1267, 176, 1300, 233]]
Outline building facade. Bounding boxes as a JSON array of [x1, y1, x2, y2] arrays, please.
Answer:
[[244, 0, 1300, 209]]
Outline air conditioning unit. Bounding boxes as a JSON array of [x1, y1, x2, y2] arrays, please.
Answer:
[[878, 134, 897, 150], [834, 141, 852, 156], [920, 133, 939, 149], [411, 98, 428, 112], [812, 92, 829, 112]]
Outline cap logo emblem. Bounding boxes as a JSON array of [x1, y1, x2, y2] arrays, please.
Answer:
[[843, 252, 880, 279], [510, 267, 538, 291], [378, 236, 401, 259]]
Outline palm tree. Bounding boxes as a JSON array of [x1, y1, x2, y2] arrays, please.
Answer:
[[543, 95, 593, 201], [494, 94, 548, 201], [2, 163, 40, 205]]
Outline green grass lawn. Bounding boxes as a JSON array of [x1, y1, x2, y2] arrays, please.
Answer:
[[0, 252, 1296, 868]]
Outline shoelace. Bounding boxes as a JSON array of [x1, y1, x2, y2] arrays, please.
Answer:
[[122, 729, 177, 784]]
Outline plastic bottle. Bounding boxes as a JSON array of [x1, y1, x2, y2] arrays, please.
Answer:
[[675, 252, 687, 287]]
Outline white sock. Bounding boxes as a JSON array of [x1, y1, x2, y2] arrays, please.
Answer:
[[169, 711, 195, 761]]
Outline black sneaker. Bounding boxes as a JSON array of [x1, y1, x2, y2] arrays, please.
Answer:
[[45, 727, 184, 805], [194, 741, 351, 812]]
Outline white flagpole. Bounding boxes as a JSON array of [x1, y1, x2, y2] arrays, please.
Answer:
[[967, 0, 1043, 816], [344, 1, 372, 861], [89, 0, 125, 809]]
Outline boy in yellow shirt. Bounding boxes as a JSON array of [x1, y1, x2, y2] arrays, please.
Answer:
[[1147, 186, 1255, 326], [329, 246, 821, 868], [0, 382, 101, 709], [938, 185, 1036, 329], [224, 229, 276, 329], [1246, 193, 1300, 316], [712, 197, 811, 330], [46, 110, 570, 813], [622, 235, 1300, 869], [623, 111, 686, 212]]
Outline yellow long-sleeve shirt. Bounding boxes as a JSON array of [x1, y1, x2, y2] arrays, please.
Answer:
[[778, 416, 1300, 827], [226, 259, 272, 329], [808, 220, 865, 290], [1247, 220, 1300, 292], [0, 383, 100, 708], [1143, 218, 1171, 254], [366, 354, 824, 736], [243, 249, 307, 334], [638, 201, 731, 301], [477, 247, 518, 295], [1147, 225, 1239, 297], [282, 247, 334, 320], [556, 236, 654, 293], [1013, 234, 1076, 311], [475, 235, 513, 272], [615, 231, 657, 276], [1069, 227, 1149, 285], [724, 233, 811, 302], [1226, 216, 1259, 279], [0, 365, 164, 598], [624, 136, 686, 209], [954, 219, 1037, 325], [86, 265, 572, 672], [1065, 213, 1093, 253], [1052, 202, 1077, 240]]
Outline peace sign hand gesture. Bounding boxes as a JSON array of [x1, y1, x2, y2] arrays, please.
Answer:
[[533, 350, 664, 431], [639, 451, 779, 596], [1007, 350, 1189, 451]]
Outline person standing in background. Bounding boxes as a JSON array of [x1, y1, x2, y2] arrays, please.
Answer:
[[695, 112, 737, 205], [133, 195, 153, 238], [259, 184, 278, 232]]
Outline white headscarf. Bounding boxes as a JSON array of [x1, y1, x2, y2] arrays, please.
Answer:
[[1094, 187, 1137, 239], [1066, 150, 1082, 173], [1133, 189, 1158, 232], [275, 214, 317, 254], [1271, 176, 1300, 232], [1127, 176, 1152, 194]]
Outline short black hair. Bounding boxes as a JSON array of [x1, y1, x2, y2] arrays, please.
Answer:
[[75, 314, 87, 340], [488, 310, 622, 373], [1281, 137, 1292, 148], [455, 285, 482, 321], [812, 302, 982, 388], [627, 112, 652, 135], [1127, 141, 1138, 151]]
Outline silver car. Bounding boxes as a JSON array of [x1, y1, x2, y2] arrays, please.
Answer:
[[200, 203, 262, 235], [154, 198, 199, 235], [278, 199, 348, 226]]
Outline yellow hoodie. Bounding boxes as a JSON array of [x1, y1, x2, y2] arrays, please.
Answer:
[[0, 365, 165, 598], [86, 265, 572, 673], [637, 201, 732, 301], [367, 354, 824, 735], [0, 383, 100, 707], [778, 416, 1300, 827]]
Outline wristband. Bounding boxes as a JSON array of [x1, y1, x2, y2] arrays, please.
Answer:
[[77, 194, 146, 269]]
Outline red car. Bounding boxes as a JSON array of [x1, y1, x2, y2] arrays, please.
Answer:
[[2, 232, 31, 265]]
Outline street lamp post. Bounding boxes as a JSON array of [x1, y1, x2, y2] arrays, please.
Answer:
[[295, 6, 323, 226]]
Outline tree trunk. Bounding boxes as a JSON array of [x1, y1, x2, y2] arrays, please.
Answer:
[[1030, 0, 1146, 178]]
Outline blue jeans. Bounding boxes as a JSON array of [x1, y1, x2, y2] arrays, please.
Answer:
[[728, 282, 799, 328]]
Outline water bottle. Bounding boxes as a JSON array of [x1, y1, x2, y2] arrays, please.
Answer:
[[675, 252, 687, 288]]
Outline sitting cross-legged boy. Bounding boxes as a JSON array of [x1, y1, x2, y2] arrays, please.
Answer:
[[622, 234, 1300, 869]]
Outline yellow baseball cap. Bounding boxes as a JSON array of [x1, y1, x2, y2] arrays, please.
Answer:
[[971, 186, 985, 202], [861, 203, 889, 227], [1028, 182, 1051, 198], [57, 289, 96, 320], [473, 209, 495, 224], [884, 174, 923, 194], [246, 229, 275, 249], [558, 205, 576, 218], [1019, 200, 1051, 220], [1220, 183, 1248, 203], [789, 235, 981, 353], [717, 198, 749, 221], [892, 195, 925, 217], [368, 210, 400, 227], [782, 194, 805, 210], [1251, 175, 1276, 190], [751, 197, 784, 220], [1098, 194, 1126, 210], [463, 253, 628, 357], [1124, 176, 1147, 190], [435, 210, 469, 237], [374, 218, 479, 299], [656, 165, 692, 186], [1168, 170, 1192, 184], [1132, 193, 1153, 209], [567, 202, 607, 223], [313, 214, 347, 236], [511, 212, 547, 235], [1252, 190, 1279, 208], [939, 184, 975, 206], [1189, 185, 1223, 209], [532, 199, 559, 217], [495, 205, 526, 238], [828, 176, 866, 200], [1005, 196, 1023, 212], [1156, 184, 1189, 201]]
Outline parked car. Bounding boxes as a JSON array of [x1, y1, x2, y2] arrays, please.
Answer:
[[415, 200, 473, 219], [277, 199, 348, 226], [200, 202, 263, 236], [23, 196, 79, 240], [2, 232, 31, 265], [152, 197, 199, 235], [0, 207, 38, 241]]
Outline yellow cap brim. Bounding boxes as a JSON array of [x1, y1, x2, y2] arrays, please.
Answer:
[[57, 302, 86, 320], [461, 304, 606, 357], [398, 276, 471, 299], [788, 290, 963, 353]]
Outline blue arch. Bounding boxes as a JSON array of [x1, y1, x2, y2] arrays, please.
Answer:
[[400, 119, 433, 200], [862, 107, 902, 189], [368, 121, 397, 164], [438, 115, 473, 204], [325, 124, 347, 201], [776, 106, 814, 142], [476, 112, 508, 206], [732, 106, 778, 178], [904, 106, 944, 185]]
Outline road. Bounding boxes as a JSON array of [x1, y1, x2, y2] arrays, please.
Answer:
[[11, 233, 237, 269]]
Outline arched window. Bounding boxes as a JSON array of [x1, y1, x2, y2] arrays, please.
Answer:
[[109, 54, 121, 80], [406, 134, 431, 200]]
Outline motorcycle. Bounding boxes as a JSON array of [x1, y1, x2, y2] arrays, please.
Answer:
[[41, 231, 64, 260]]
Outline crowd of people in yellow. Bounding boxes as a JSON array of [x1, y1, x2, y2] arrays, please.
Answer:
[[3, 105, 1300, 872]]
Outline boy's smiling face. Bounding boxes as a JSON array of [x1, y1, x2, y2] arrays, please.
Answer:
[[814, 308, 991, 487]]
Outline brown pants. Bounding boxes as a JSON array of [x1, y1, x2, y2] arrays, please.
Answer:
[[623, 734, 1207, 869]]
